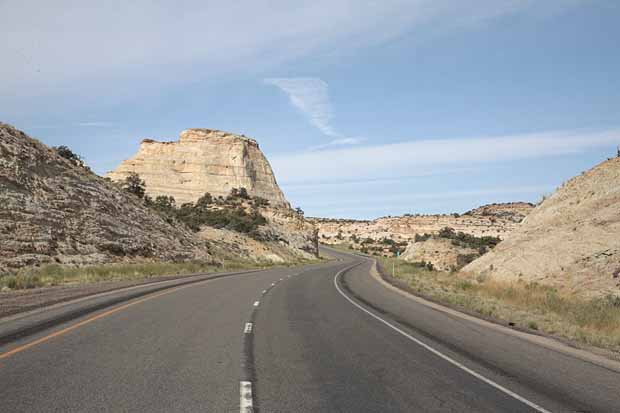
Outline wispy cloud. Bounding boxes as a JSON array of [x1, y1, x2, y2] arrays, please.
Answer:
[[309, 137, 366, 151], [265, 77, 338, 137], [271, 128, 620, 184], [77, 121, 113, 127]]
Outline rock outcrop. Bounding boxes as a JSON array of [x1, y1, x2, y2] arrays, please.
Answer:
[[106, 129, 290, 208], [199, 207, 317, 263], [0, 124, 211, 273], [402, 238, 479, 272], [312, 202, 534, 245], [464, 158, 620, 296]]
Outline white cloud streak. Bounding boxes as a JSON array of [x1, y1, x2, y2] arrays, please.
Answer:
[[309, 137, 366, 151], [77, 122, 113, 127], [265, 77, 338, 137], [270, 129, 620, 184]]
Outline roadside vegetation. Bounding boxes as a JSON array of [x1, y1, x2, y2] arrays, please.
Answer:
[[380, 256, 620, 354], [0, 257, 305, 291], [329, 242, 620, 353]]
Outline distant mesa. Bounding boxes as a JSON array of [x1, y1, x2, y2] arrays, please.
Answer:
[[107, 128, 290, 208]]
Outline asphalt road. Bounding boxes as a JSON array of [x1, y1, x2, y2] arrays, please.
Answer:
[[1, 248, 619, 412]]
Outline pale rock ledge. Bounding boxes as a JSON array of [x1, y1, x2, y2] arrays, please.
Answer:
[[106, 128, 290, 208]]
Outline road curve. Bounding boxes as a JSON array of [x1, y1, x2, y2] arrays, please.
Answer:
[[1, 248, 619, 412]]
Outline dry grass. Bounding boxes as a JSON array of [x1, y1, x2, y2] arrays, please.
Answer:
[[0, 257, 314, 291], [380, 257, 620, 353]]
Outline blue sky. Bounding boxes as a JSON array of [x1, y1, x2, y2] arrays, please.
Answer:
[[1, 1, 619, 219]]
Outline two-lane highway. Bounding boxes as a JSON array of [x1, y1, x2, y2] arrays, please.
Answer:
[[1, 249, 619, 412]]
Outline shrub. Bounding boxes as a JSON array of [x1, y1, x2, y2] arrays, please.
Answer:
[[457, 253, 478, 268], [414, 233, 431, 242], [123, 172, 146, 199], [227, 187, 250, 201], [438, 227, 500, 250], [54, 145, 86, 168], [144, 191, 268, 238], [254, 197, 270, 207]]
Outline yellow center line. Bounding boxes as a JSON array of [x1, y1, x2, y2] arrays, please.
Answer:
[[0, 282, 199, 362]]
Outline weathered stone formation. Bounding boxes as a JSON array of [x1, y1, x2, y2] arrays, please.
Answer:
[[198, 207, 318, 262], [402, 238, 479, 272], [0, 123, 210, 274], [107, 129, 290, 208], [465, 158, 620, 296], [312, 202, 535, 245]]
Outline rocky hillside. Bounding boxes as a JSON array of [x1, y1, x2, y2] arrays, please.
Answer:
[[464, 158, 620, 296], [0, 123, 211, 274], [402, 238, 479, 272], [200, 207, 317, 263], [106, 129, 290, 208], [312, 202, 534, 245]]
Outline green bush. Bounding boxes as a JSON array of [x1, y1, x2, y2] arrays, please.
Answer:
[[54, 145, 86, 168], [144, 191, 268, 238], [457, 253, 478, 268], [439, 227, 500, 250], [123, 172, 146, 199]]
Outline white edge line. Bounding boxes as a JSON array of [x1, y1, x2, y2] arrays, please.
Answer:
[[244, 322, 253, 334], [333, 267, 552, 413], [253, 301, 260, 307], [240, 380, 253, 412]]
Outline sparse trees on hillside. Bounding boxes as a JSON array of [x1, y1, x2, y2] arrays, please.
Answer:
[[143, 190, 268, 237]]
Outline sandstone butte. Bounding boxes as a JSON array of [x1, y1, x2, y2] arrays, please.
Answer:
[[464, 157, 620, 297], [106, 128, 290, 208]]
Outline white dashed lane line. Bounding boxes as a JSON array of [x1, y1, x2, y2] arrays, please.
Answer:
[[244, 323, 253, 334], [240, 381, 253, 412], [241, 272, 299, 412]]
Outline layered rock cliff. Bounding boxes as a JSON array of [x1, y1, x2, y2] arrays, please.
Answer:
[[402, 238, 479, 272], [106, 129, 290, 208], [312, 202, 534, 245], [464, 158, 620, 296], [0, 124, 211, 274]]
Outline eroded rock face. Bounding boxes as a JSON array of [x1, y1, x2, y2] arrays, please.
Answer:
[[312, 202, 534, 245], [465, 158, 620, 296], [402, 238, 479, 272], [106, 129, 290, 208], [0, 124, 211, 273]]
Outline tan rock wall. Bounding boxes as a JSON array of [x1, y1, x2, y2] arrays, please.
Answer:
[[107, 129, 290, 208], [312, 202, 534, 244], [402, 238, 479, 272]]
